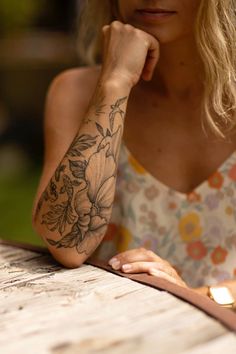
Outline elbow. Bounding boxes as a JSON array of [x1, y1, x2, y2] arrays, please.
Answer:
[[51, 251, 87, 269], [31, 209, 41, 235], [32, 214, 98, 269], [32, 221, 87, 269]]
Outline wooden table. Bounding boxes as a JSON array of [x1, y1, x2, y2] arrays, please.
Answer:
[[1, 240, 236, 354]]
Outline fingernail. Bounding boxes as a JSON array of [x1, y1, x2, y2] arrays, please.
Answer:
[[122, 264, 132, 272], [108, 257, 118, 265], [111, 261, 121, 270], [108, 258, 121, 270]]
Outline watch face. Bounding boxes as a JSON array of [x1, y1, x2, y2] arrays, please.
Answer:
[[209, 286, 235, 306]]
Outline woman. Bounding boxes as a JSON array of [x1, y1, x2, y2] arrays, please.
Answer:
[[32, 0, 236, 298]]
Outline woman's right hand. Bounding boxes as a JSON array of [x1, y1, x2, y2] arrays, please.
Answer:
[[100, 20, 160, 89]]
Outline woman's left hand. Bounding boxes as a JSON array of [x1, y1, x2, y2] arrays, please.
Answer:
[[108, 247, 188, 288]]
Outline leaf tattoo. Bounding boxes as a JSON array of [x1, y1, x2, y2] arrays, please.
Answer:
[[96, 122, 104, 137], [69, 160, 87, 179], [42, 201, 76, 235], [55, 164, 66, 182], [66, 134, 98, 157], [94, 94, 106, 116], [106, 129, 112, 137], [49, 180, 58, 200], [34, 190, 49, 220], [46, 142, 117, 254], [42, 175, 76, 235], [84, 91, 106, 124], [109, 96, 127, 131]]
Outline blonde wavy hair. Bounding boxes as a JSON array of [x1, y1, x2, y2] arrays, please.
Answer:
[[77, 0, 236, 139]]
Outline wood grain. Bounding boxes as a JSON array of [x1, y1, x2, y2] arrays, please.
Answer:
[[0, 242, 236, 354]]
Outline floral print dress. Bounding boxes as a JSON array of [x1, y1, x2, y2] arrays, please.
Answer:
[[92, 140, 236, 287]]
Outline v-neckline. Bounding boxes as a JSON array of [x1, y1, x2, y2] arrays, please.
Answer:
[[122, 140, 236, 199]]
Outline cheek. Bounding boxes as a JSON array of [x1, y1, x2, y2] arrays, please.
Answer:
[[153, 0, 200, 43], [152, 11, 197, 43], [179, 0, 200, 31]]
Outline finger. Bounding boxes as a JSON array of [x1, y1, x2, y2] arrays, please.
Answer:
[[149, 268, 188, 288], [142, 37, 160, 81], [108, 248, 158, 267], [102, 24, 109, 32], [121, 261, 177, 278]]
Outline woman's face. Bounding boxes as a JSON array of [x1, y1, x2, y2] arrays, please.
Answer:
[[116, 0, 201, 43]]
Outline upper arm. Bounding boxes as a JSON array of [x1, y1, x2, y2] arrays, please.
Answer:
[[32, 66, 100, 217]]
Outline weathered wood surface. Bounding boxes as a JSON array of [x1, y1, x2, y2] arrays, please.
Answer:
[[0, 242, 236, 354]]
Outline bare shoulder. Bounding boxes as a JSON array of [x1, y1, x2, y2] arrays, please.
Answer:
[[32, 65, 102, 215], [44, 64, 102, 148], [44, 65, 102, 171], [47, 65, 102, 108]]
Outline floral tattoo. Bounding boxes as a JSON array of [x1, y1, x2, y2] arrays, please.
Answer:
[[35, 93, 127, 256]]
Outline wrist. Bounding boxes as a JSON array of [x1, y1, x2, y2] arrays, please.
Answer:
[[99, 72, 133, 92], [193, 286, 209, 297]]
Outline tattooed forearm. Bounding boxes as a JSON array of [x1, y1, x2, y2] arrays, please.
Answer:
[[34, 82, 129, 259], [84, 86, 106, 124], [109, 96, 126, 131]]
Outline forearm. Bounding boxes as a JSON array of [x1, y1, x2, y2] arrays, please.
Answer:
[[33, 79, 131, 267]]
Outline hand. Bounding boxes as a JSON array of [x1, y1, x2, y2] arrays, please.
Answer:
[[108, 247, 188, 288], [100, 20, 160, 89]]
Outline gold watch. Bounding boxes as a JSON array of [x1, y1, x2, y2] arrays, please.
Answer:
[[207, 286, 235, 309]]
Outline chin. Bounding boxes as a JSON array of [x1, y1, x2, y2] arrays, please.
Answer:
[[156, 35, 186, 45], [143, 29, 180, 44], [131, 20, 183, 44], [144, 28, 190, 45]]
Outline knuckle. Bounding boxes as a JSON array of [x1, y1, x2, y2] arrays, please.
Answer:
[[102, 25, 109, 31], [119, 253, 127, 262], [163, 259, 171, 267], [156, 262, 164, 271], [124, 23, 134, 31], [120, 256, 126, 263], [146, 249, 155, 259], [111, 20, 122, 29], [134, 27, 142, 34], [169, 269, 176, 278], [135, 29, 145, 39], [143, 39, 150, 48]]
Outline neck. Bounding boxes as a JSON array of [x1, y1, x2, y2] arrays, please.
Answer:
[[143, 35, 205, 102]]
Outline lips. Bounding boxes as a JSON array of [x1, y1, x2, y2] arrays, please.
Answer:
[[137, 8, 176, 14], [134, 7, 177, 22]]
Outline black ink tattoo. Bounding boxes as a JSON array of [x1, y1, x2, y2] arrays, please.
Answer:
[[94, 94, 106, 116], [42, 175, 76, 235], [109, 97, 127, 131], [84, 88, 106, 124], [37, 94, 128, 257], [55, 164, 66, 182], [69, 159, 87, 180], [66, 134, 98, 158]]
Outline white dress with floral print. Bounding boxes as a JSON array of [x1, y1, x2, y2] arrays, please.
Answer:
[[92, 140, 236, 287]]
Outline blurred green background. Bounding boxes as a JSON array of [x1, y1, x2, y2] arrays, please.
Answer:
[[0, 0, 81, 246]]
